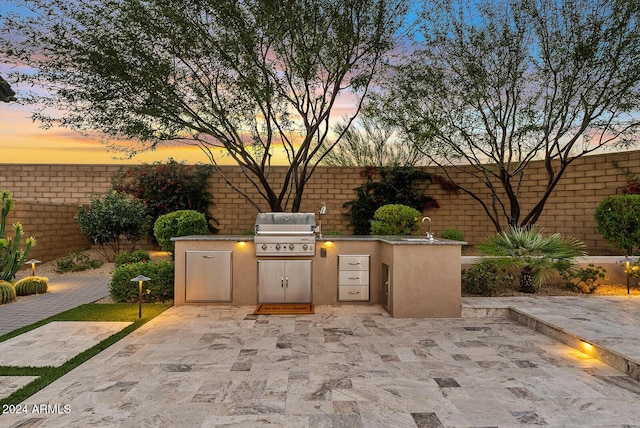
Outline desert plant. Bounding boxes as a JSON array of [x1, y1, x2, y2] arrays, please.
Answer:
[[0, 190, 36, 281], [115, 249, 151, 267], [441, 228, 465, 241], [109, 261, 174, 302], [56, 252, 104, 273], [153, 210, 209, 253], [14, 276, 49, 296], [595, 194, 640, 256], [76, 191, 150, 261], [476, 226, 587, 293], [560, 264, 607, 294], [0, 280, 16, 304], [370, 204, 421, 235], [462, 259, 514, 296]]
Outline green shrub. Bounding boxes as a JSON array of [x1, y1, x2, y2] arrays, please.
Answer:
[[344, 167, 439, 235], [76, 191, 150, 261], [109, 261, 174, 303], [14, 276, 48, 296], [154, 210, 209, 253], [462, 259, 514, 296], [323, 230, 344, 236], [113, 159, 217, 235], [115, 249, 151, 267], [441, 228, 465, 241], [595, 194, 640, 255], [370, 204, 421, 235], [560, 264, 607, 294], [0, 280, 16, 304], [56, 252, 104, 273]]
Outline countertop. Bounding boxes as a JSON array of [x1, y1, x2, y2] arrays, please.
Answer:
[[172, 235, 467, 245]]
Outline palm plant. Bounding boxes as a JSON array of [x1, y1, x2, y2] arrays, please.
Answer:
[[476, 227, 587, 293]]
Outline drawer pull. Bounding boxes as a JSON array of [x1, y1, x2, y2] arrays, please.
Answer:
[[348, 276, 360, 280], [348, 262, 361, 265], [202, 255, 216, 259], [348, 291, 361, 295]]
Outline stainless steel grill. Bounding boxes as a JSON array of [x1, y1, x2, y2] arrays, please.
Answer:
[[254, 213, 316, 256]]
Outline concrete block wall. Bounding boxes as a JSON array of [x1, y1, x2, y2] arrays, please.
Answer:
[[0, 149, 638, 261], [8, 201, 90, 262]]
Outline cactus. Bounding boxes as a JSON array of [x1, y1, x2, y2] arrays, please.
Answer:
[[0, 280, 16, 304], [14, 276, 48, 296], [0, 190, 36, 281]]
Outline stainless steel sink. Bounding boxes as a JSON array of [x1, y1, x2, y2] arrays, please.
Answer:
[[401, 238, 436, 242]]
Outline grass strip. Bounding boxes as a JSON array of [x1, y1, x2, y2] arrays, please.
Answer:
[[0, 303, 171, 408]]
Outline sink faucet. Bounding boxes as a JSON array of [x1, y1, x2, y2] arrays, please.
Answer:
[[421, 217, 434, 240]]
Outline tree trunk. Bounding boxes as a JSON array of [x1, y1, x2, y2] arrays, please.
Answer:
[[519, 267, 536, 293]]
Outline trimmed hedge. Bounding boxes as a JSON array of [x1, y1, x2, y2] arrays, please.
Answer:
[[370, 204, 421, 235], [14, 276, 49, 296], [109, 261, 174, 303], [154, 210, 208, 253], [595, 194, 640, 255], [0, 280, 16, 304]]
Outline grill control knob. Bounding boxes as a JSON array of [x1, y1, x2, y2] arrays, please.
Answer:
[[289, 244, 295, 250], [275, 244, 281, 250], [261, 244, 267, 250], [302, 244, 308, 250]]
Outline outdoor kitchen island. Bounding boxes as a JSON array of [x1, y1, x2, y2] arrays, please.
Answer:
[[173, 234, 464, 318]]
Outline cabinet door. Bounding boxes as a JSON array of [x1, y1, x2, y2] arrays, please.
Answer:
[[185, 251, 232, 302], [284, 260, 312, 303], [258, 261, 285, 303]]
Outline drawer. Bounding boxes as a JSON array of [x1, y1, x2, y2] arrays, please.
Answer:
[[338, 285, 369, 301], [338, 255, 369, 271], [339, 270, 369, 285]]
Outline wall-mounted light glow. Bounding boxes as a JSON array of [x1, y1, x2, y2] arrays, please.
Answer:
[[579, 340, 594, 356], [237, 240, 247, 247], [323, 241, 334, 248]]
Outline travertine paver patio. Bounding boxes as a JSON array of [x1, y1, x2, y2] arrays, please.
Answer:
[[0, 321, 132, 367], [1, 303, 640, 427]]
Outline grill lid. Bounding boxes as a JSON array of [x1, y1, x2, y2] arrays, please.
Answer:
[[254, 213, 316, 235]]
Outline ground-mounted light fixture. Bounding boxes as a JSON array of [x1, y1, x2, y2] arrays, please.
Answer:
[[130, 275, 151, 318], [622, 256, 638, 294], [25, 259, 41, 276]]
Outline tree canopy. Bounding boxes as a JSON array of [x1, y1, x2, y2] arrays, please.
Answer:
[[1, 0, 407, 212], [374, 0, 640, 231]]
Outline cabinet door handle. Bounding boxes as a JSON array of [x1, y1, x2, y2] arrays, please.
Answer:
[[348, 276, 360, 280], [285, 277, 289, 288], [281, 277, 284, 288]]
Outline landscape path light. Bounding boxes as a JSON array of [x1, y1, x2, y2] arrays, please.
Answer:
[[25, 259, 41, 276], [621, 256, 639, 295], [130, 275, 151, 318]]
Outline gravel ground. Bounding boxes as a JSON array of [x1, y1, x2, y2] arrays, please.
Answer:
[[15, 249, 115, 281]]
